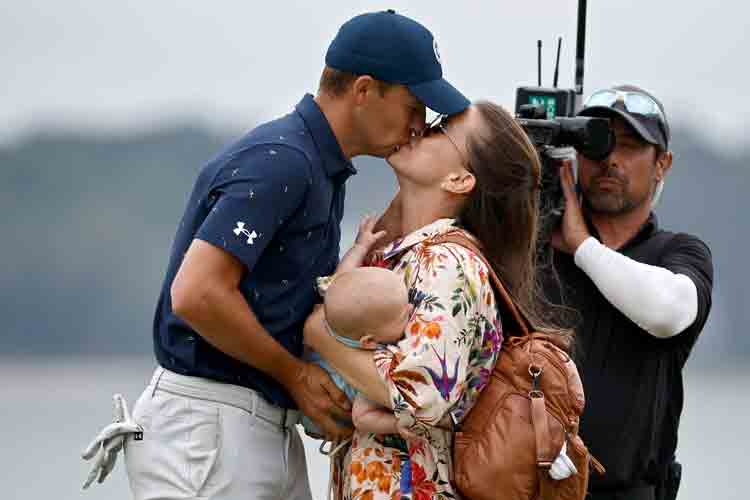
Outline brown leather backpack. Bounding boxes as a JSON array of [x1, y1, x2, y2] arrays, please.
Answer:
[[431, 231, 603, 500]]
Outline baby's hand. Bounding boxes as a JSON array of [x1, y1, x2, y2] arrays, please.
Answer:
[[353, 215, 387, 253], [337, 215, 389, 272]]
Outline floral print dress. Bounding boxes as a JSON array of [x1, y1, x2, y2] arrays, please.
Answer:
[[337, 218, 503, 500]]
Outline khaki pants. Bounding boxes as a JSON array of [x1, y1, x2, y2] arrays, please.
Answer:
[[124, 367, 312, 500]]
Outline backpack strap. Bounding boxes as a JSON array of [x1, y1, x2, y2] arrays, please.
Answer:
[[430, 230, 556, 472], [430, 230, 532, 337]]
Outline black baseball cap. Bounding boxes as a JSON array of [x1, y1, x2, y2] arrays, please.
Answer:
[[325, 10, 470, 115], [578, 84, 670, 150]]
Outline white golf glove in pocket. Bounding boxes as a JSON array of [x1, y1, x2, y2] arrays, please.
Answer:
[[81, 393, 143, 489]]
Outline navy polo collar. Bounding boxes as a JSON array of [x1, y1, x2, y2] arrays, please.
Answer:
[[295, 94, 357, 180]]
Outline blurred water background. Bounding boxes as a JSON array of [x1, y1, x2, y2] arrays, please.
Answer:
[[2, 357, 744, 500]]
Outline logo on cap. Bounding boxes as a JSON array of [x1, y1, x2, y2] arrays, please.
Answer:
[[433, 38, 442, 66]]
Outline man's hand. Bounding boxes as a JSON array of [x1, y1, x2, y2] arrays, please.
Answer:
[[552, 160, 591, 254], [285, 361, 352, 442]]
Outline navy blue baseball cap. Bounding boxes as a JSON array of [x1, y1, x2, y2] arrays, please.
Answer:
[[325, 10, 470, 115]]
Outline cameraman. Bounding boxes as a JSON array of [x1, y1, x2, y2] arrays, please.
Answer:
[[545, 85, 713, 500]]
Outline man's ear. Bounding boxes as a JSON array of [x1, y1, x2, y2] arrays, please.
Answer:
[[655, 150, 673, 182], [441, 171, 476, 195], [351, 76, 377, 106], [359, 335, 378, 350]]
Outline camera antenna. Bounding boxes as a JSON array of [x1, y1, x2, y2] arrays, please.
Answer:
[[537, 39, 542, 86], [553, 37, 562, 88], [574, 0, 588, 110]]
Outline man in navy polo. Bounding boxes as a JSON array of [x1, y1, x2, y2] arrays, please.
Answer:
[[117, 10, 470, 500]]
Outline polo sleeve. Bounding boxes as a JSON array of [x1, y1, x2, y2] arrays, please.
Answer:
[[195, 144, 311, 273], [659, 233, 714, 337]]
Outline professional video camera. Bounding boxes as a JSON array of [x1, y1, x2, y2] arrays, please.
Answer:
[[514, 0, 613, 237]]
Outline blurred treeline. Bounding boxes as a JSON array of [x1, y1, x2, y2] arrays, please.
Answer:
[[1, 119, 745, 368]]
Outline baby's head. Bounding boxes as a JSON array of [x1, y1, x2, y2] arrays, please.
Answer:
[[323, 267, 411, 349]]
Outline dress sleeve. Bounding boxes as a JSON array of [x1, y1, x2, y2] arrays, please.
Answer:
[[373, 242, 503, 436]]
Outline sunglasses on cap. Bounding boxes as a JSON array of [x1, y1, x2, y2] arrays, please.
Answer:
[[583, 90, 667, 124]]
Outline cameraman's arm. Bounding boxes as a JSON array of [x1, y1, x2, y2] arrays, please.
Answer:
[[574, 237, 698, 338], [556, 160, 709, 339]]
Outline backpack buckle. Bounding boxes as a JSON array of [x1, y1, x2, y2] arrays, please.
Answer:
[[529, 365, 543, 398]]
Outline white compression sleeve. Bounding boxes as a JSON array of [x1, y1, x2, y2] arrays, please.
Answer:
[[573, 237, 698, 338]]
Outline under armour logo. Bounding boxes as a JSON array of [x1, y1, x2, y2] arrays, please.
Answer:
[[233, 222, 258, 245]]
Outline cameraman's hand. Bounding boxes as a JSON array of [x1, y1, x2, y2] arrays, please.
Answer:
[[286, 360, 353, 442], [552, 160, 591, 254]]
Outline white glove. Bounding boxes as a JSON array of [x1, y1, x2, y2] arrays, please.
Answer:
[[81, 394, 142, 489], [548, 440, 578, 480]]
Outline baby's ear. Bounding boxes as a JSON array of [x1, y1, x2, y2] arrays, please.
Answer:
[[359, 335, 378, 350]]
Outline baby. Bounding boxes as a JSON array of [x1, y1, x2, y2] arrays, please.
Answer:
[[302, 216, 413, 440]]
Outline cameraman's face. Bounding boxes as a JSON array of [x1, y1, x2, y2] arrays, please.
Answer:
[[577, 118, 661, 215]]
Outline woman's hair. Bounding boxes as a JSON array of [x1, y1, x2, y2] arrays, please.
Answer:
[[457, 101, 573, 347]]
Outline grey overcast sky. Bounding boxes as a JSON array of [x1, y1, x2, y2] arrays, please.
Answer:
[[1, 1, 746, 146]]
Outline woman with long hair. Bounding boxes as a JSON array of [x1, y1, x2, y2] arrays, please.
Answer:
[[304, 101, 570, 499]]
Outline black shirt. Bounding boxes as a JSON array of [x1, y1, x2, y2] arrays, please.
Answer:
[[152, 95, 356, 408], [541, 214, 713, 490]]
